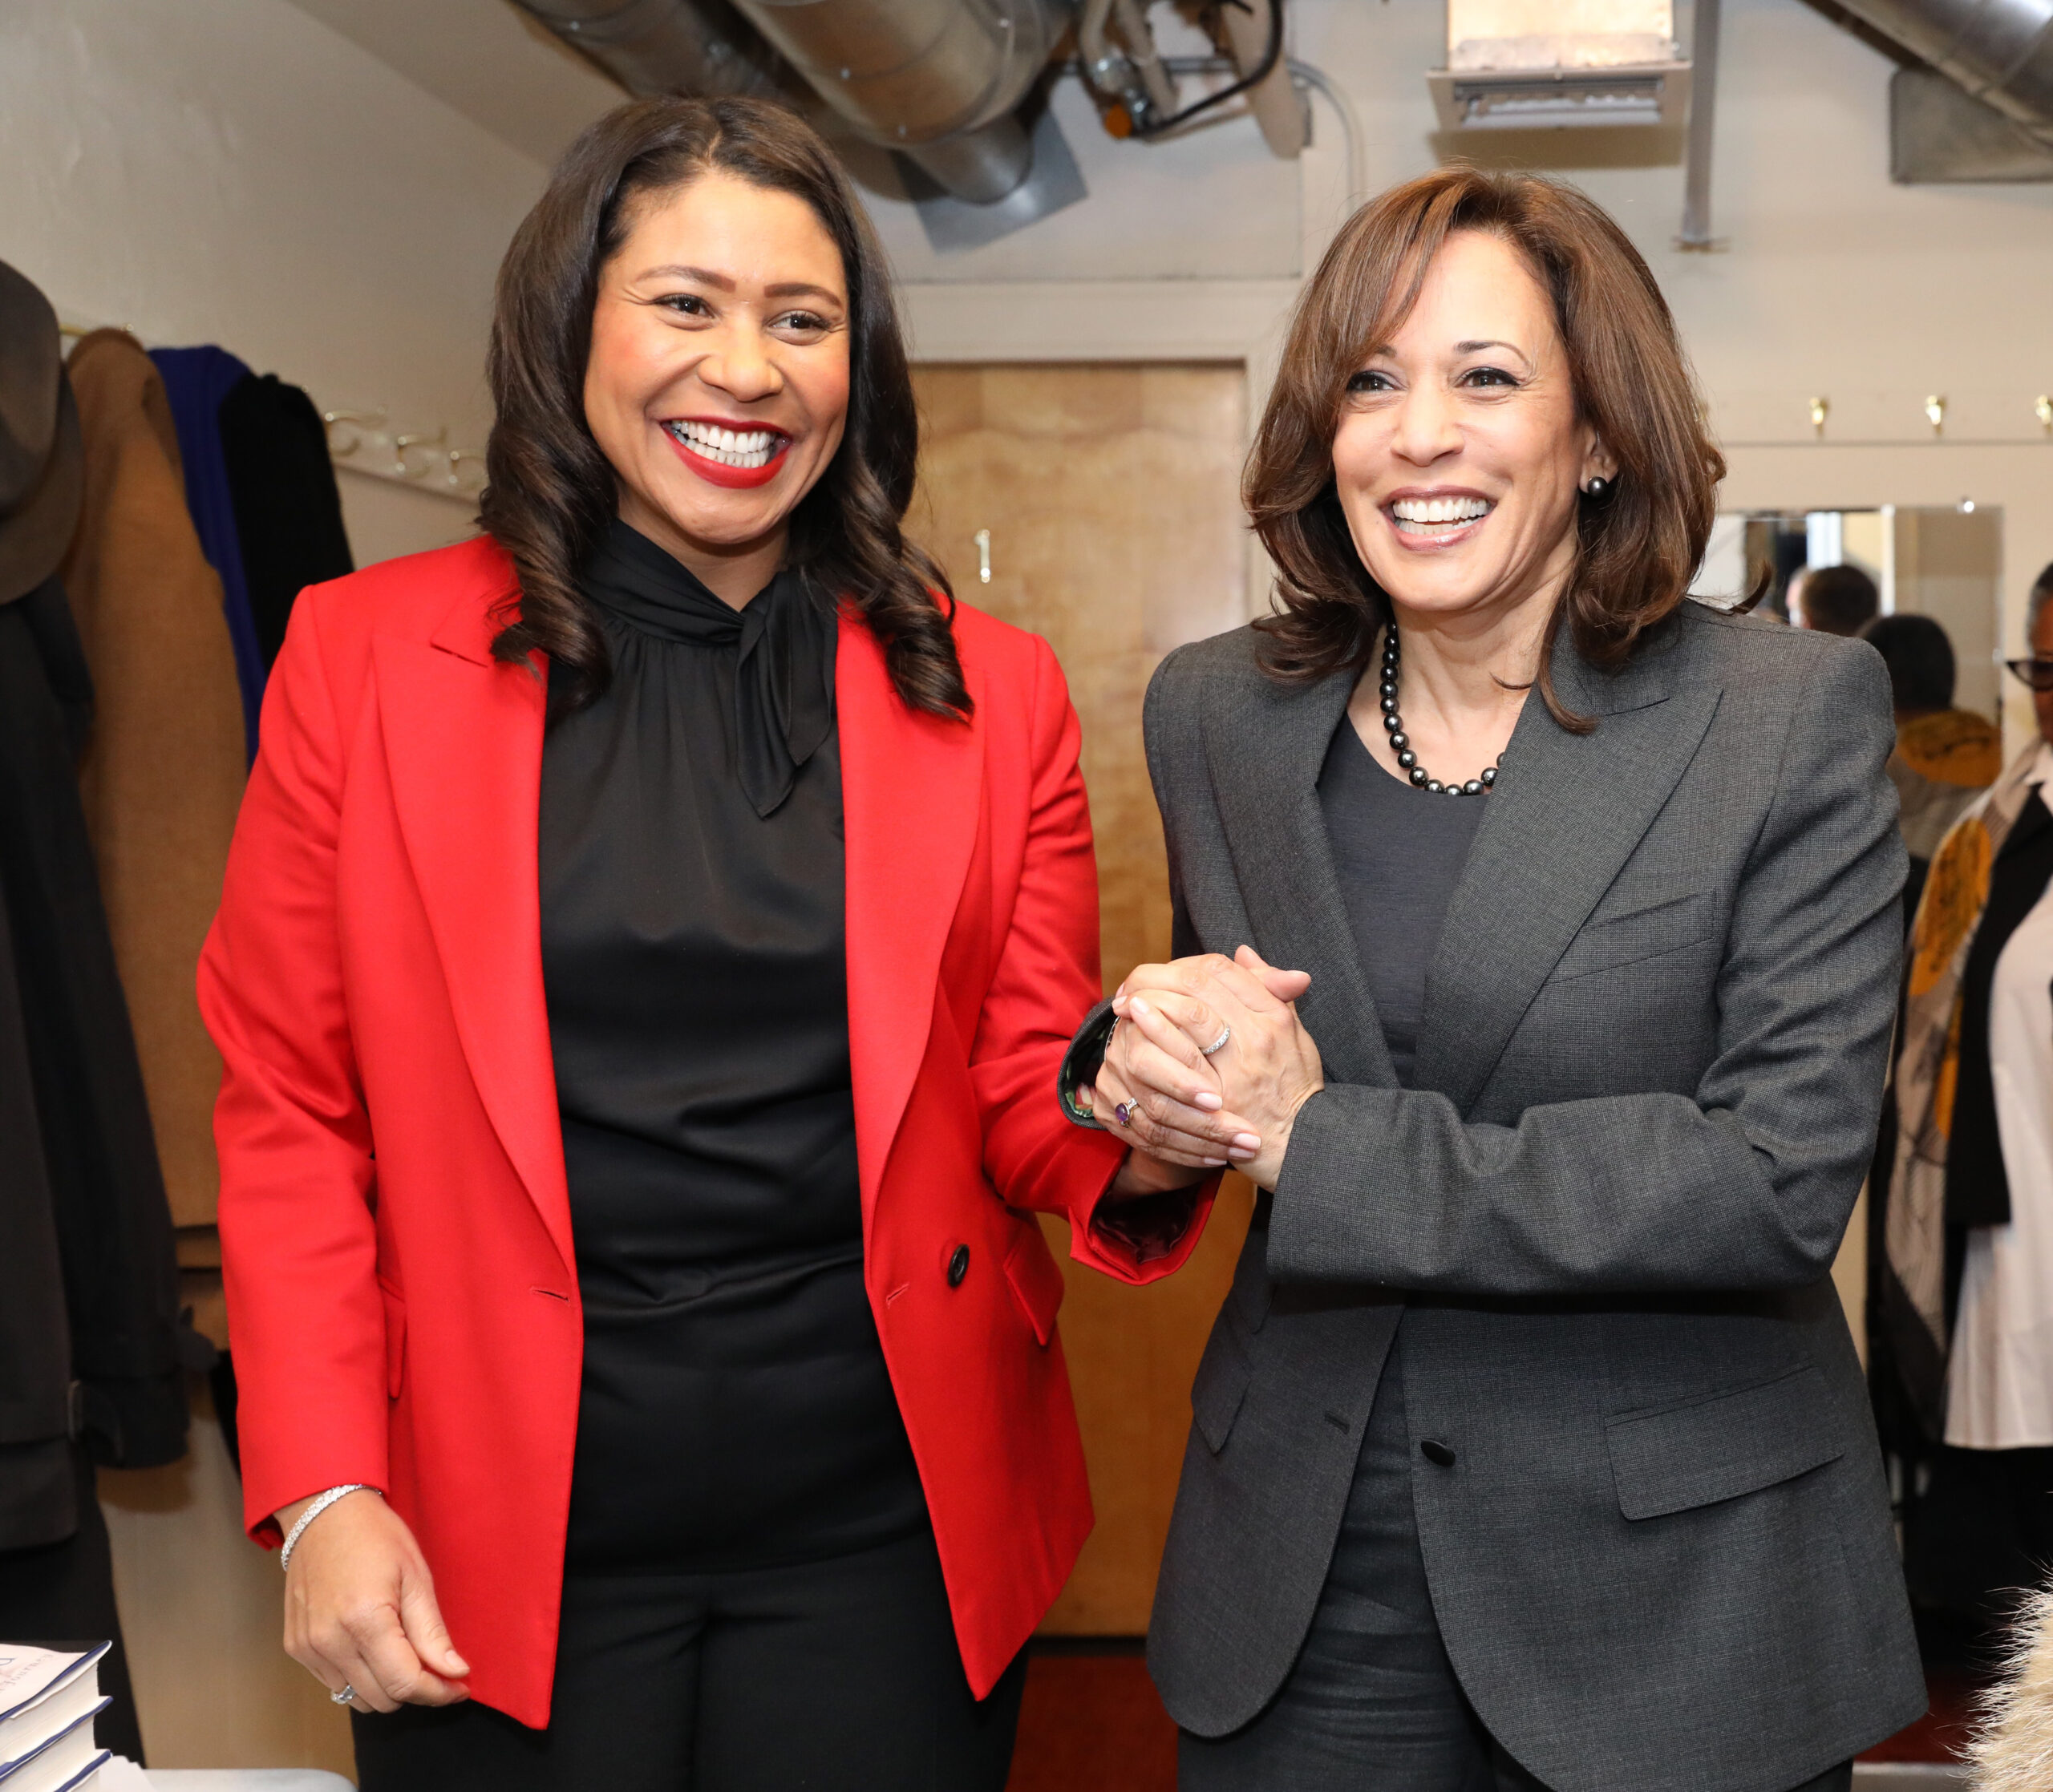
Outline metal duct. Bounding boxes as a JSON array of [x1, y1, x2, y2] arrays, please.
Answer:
[[514, 0, 788, 103], [1830, 0, 2053, 146], [516, 0, 1068, 205], [729, 0, 1070, 200]]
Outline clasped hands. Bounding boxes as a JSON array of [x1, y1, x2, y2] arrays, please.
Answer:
[[1095, 945, 1325, 1191]]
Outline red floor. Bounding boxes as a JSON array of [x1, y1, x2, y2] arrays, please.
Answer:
[[1004, 1653, 1980, 1790]]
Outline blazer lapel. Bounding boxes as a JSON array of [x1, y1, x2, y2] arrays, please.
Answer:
[[373, 597, 575, 1276], [1414, 626, 1721, 1113], [1201, 664, 1396, 1087], [838, 612, 985, 1220]]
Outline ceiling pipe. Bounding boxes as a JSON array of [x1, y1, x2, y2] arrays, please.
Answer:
[[728, 0, 1071, 201], [513, 0, 788, 103], [515, 0, 1070, 204], [1828, 0, 2053, 144], [1676, 0, 1723, 249]]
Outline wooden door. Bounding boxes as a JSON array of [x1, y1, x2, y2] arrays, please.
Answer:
[[909, 362, 1257, 1633]]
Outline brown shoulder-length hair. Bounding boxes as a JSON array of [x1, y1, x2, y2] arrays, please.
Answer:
[[481, 96, 966, 719], [1248, 167, 1725, 728]]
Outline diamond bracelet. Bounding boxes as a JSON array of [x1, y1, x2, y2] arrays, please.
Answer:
[[279, 1484, 375, 1572]]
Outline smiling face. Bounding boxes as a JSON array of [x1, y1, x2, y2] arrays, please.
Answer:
[[583, 169, 851, 600], [1331, 229, 1613, 634]]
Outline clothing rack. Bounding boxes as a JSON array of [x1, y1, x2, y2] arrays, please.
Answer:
[[57, 318, 484, 507]]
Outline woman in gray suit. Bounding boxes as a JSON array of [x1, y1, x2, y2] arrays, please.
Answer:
[[1079, 169, 1924, 1790]]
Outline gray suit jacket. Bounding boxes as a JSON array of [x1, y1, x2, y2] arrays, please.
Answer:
[[1142, 602, 1925, 1792]]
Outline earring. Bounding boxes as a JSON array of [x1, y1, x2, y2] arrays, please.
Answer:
[[1584, 475, 1611, 498]]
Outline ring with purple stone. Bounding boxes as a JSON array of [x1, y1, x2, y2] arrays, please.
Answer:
[[1113, 1101, 1136, 1127]]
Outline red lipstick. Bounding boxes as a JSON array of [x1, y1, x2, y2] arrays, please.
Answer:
[[662, 422, 792, 491]]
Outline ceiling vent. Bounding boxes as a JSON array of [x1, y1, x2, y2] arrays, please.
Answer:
[[1428, 0, 1691, 130]]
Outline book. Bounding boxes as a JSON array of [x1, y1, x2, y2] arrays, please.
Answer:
[[0, 1705, 109, 1792], [0, 1646, 111, 1792]]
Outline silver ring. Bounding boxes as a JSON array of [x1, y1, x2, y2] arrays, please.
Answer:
[[331, 1685, 358, 1706], [1201, 1025, 1232, 1057]]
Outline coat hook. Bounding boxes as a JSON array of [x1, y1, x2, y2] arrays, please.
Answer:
[[1924, 394, 1946, 438], [392, 426, 447, 478], [974, 528, 992, 585], [2036, 394, 2052, 438], [322, 407, 387, 458], [1808, 395, 1828, 438]]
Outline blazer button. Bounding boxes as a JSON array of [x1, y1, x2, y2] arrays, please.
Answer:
[[1421, 1439, 1457, 1467], [947, 1244, 970, 1288]]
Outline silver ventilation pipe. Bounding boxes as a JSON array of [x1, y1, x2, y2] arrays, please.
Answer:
[[514, 0, 788, 103], [1828, 0, 2053, 144], [728, 0, 1070, 202], [515, 0, 1069, 205]]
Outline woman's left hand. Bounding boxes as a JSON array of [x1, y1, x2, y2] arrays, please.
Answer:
[[1100, 945, 1326, 1189]]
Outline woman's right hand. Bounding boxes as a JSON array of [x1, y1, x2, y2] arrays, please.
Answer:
[[281, 1490, 471, 1712]]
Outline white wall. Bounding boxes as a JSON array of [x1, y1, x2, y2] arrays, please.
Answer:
[[0, 0, 545, 560]]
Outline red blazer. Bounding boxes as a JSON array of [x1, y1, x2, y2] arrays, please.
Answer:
[[201, 537, 1209, 1725]]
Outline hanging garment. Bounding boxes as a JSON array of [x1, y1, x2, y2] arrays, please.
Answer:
[[61, 332, 246, 1269], [0, 576, 188, 1469], [148, 346, 263, 759], [1947, 787, 2053, 1447], [0, 845, 75, 1552], [217, 372, 352, 669], [1883, 739, 2049, 1434], [0, 264, 161, 1762]]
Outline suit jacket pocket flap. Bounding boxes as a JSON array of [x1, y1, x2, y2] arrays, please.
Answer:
[[1003, 1223, 1067, 1347], [1550, 891, 1714, 984], [1606, 1366, 1841, 1520], [1191, 1315, 1254, 1454]]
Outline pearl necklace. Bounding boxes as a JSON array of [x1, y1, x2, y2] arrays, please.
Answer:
[[1377, 629, 1503, 797]]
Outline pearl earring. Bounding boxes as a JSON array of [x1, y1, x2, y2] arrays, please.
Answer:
[[1584, 475, 1611, 498]]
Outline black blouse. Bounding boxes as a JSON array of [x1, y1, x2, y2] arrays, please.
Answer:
[[1317, 716, 1488, 1088], [539, 520, 925, 1574]]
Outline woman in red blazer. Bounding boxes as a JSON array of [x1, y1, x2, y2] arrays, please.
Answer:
[[201, 98, 1209, 1791]]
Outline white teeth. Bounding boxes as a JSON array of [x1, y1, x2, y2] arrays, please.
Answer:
[[665, 421, 784, 470], [1391, 496, 1491, 528]]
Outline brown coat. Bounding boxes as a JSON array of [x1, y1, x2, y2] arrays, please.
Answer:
[[60, 330, 245, 1275]]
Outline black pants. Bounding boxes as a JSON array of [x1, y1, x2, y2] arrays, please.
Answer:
[[1180, 1341, 1853, 1792], [351, 1527, 1024, 1792]]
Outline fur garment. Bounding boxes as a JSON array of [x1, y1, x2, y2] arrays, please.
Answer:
[[1970, 1588, 2053, 1790]]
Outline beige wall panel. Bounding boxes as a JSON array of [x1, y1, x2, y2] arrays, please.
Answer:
[[910, 362, 1251, 1632], [99, 1384, 355, 1778]]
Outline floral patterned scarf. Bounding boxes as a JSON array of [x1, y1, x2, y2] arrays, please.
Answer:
[[1884, 739, 2048, 1434]]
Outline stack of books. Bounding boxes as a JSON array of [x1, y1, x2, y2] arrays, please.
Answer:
[[0, 1645, 111, 1792]]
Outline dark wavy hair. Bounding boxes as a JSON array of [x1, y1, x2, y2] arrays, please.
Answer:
[[481, 95, 966, 718], [1246, 167, 1726, 730]]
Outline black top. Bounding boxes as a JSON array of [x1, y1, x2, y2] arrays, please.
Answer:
[[1318, 715, 1488, 1088], [539, 521, 924, 1575]]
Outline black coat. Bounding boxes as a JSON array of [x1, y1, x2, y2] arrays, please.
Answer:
[[0, 578, 188, 1549]]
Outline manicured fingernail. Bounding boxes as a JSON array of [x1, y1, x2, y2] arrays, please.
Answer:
[[1130, 997, 1152, 1017], [1232, 1133, 1260, 1151], [1205, 1158, 1228, 1167], [1194, 1092, 1223, 1111]]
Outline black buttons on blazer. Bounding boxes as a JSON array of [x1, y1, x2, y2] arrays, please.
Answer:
[[1421, 1439, 1457, 1467], [947, 1244, 970, 1288]]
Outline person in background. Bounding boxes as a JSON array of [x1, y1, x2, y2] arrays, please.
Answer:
[[1862, 612, 2001, 921], [1789, 561, 1880, 636], [1879, 560, 2053, 1667], [200, 95, 1203, 1792]]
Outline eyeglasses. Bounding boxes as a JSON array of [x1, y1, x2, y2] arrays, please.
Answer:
[[2007, 658, 2053, 692]]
